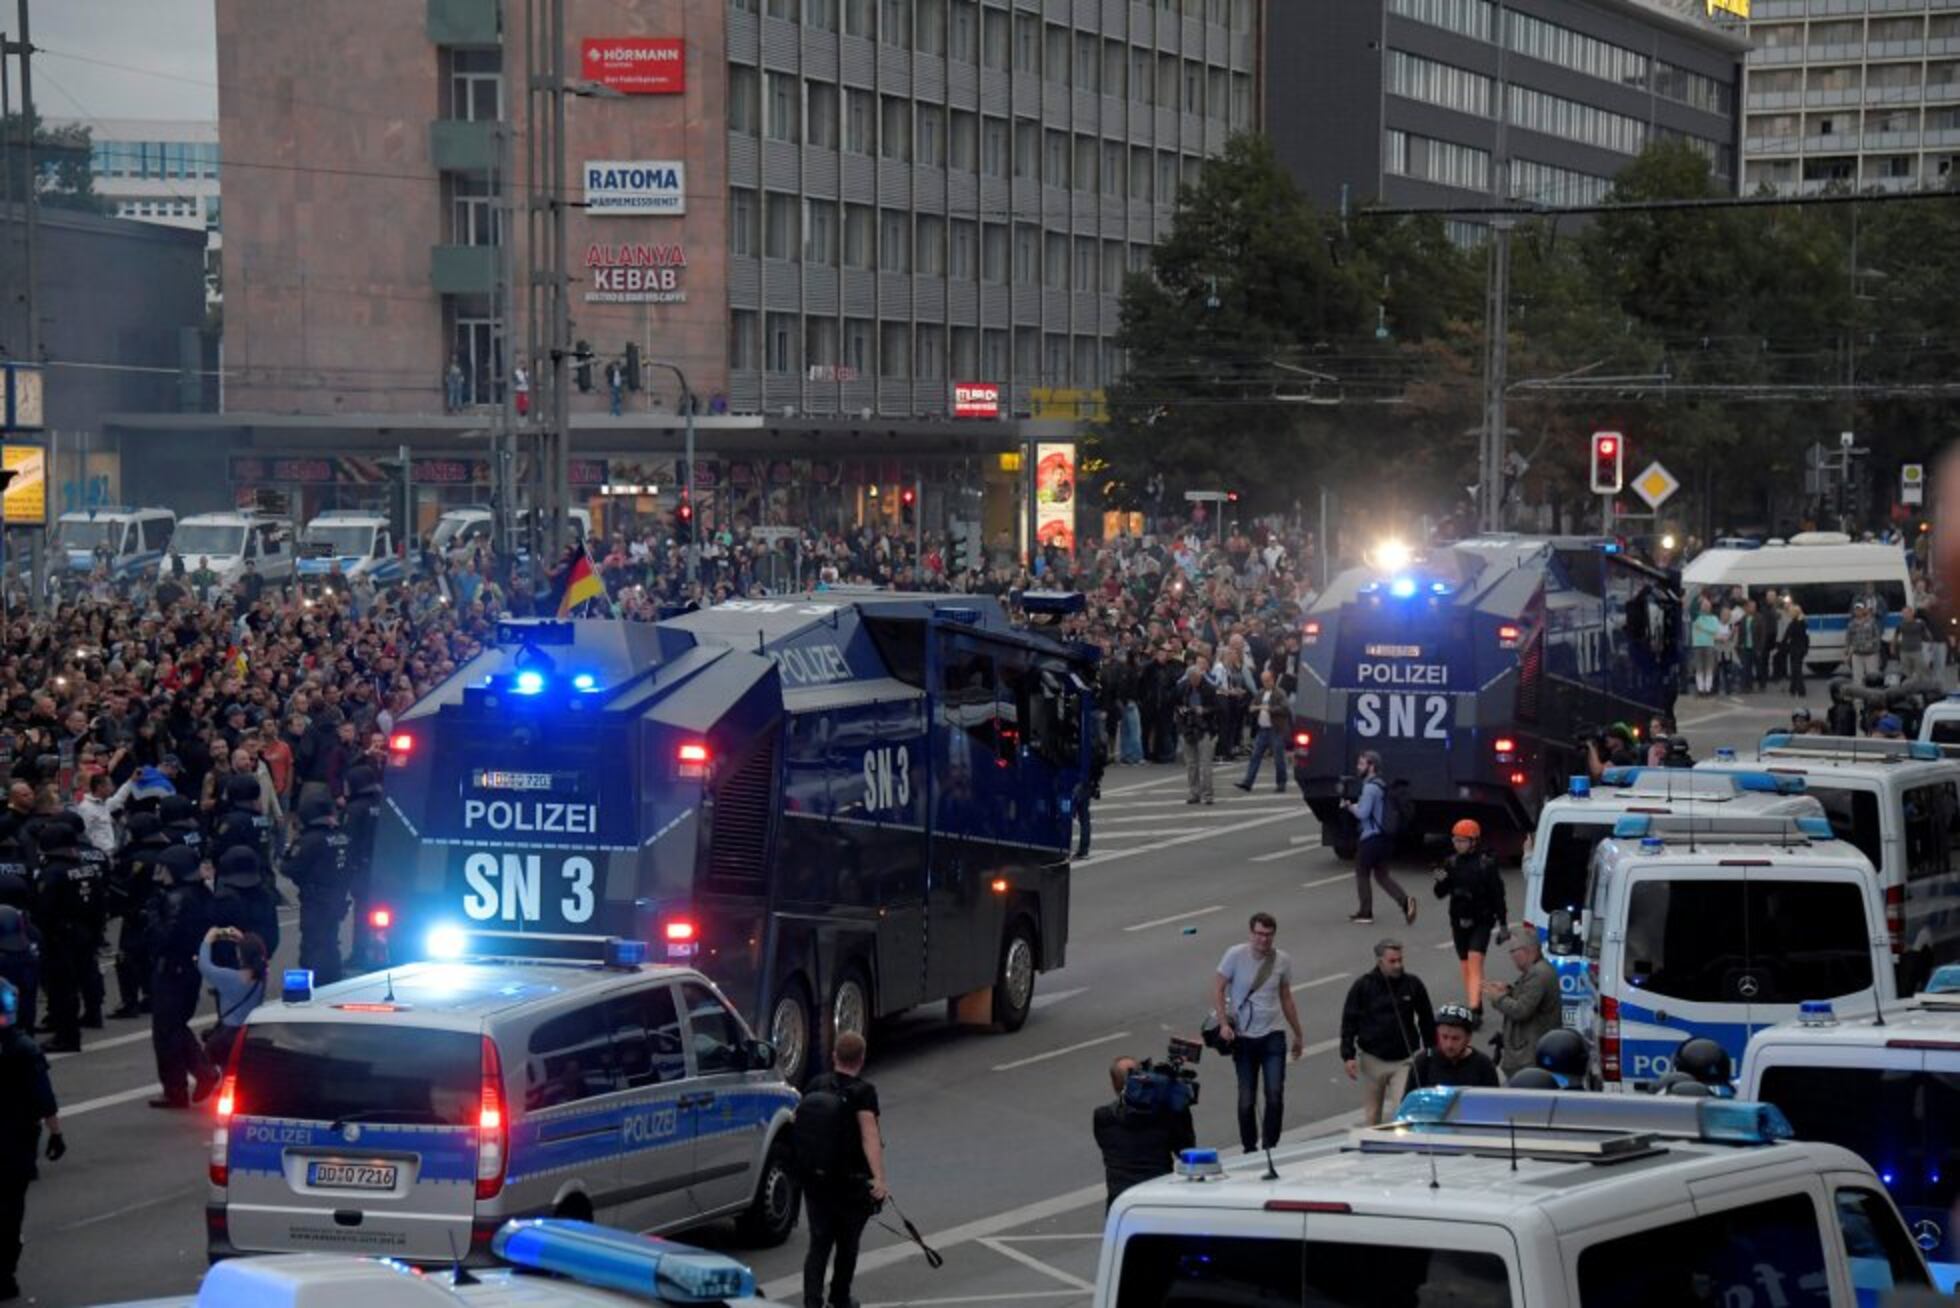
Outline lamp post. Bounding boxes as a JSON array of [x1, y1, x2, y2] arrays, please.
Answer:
[[645, 360, 697, 591]]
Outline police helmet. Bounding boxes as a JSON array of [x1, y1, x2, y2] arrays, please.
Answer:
[[298, 793, 336, 824], [1534, 1027, 1590, 1080], [34, 822, 74, 853], [1660, 1073, 1714, 1098], [56, 811, 86, 837], [0, 905, 31, 954], [224, 774, 261, 806], [125, 812, 164, 842], [159, 794, 199, 825], [345, 765, 380, 795], [154, 844, 201, 885], [1434, 1003, 1477, 1031], [1505, 1067, 1561, 1089], [0, 976, 16, 1027], [1672, 1036, 1733, 1086], [216, 846, 262, 888]]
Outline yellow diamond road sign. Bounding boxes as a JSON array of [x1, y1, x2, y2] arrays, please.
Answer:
[[1632, 461, 1679, 510]]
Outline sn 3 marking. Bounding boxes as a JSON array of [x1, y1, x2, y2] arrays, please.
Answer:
[[1352, 693, 1450, 740], [462, 851, 596, 924], [862, 745, 912, 813]]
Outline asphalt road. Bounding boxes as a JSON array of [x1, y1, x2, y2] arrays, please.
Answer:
[[26, 688, 1801, 1308]]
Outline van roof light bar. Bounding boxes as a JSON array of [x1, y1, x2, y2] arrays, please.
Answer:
[[1392, 1087, 1793, 1145], [1609, 813, 1833, 843], [1759, 733, 1938, 763], [492, 1219, 756, 1303]]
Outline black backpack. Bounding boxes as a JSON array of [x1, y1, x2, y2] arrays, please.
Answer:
[[1379, 777, 1416, 839], [790, 1082, 859, 1185]]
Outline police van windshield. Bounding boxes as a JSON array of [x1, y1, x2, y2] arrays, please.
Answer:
[[1540, 821, 1613, 915], [306, 524, 376, 556], [234, 1024, 480, 1125], [1782, 580, 1909, 618], [1115, 1233, 1513, 1307], [1801, 785, 1884, 869], [56, 520, 124, 551], [1625, 879, 1872, 1004], [174, 524, 247, 559], [1756, 1065, 1960, 1223]]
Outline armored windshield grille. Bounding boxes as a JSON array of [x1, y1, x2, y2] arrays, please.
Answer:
[[709, 738, 776, 883]]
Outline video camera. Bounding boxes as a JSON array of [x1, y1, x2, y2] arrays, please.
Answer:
[[1122, 1036, 1202, 1115]]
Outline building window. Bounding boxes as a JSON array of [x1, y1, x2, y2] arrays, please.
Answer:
[[950, 1, 978, 62], [1073, 336, 1099, 386], [917, 0, 945, 54], [950, 110, 978, 169], [1044, 231, 1068, 289], [880, 0, 911, 46], [879, 209, 912, 272], [982, 329, 1008, 378], [982, 9, 1009, 69], [880, 324, 912, 378], [1074, 32, 1100, 91], [1013, 120, 1039, 178], [1157, 151, 1178, 202], [1013, 223, 1040, 286], [806, 0, 837, 30], [1157, 53, 1177, 108], [951, 219, 978, 278], [1508, 11, 1648, 91], [766, 0, 798, 18], [807, 81, 840, 148], [982, 116, 1010, 177], [1014, 327, 1039, 379], [730, 310, 759, 370], [450, 176, 502, 246], [844, 204, 875, 269], [766, 313, 800, 373], [916, 326, 945, 380], [730, 188, 760, 256], [1383, 128, 1491, 190], [1386, 49, 1494, 117], [981, 223, 1008, 284], [1130, 146, 1152, 200], [1508, 84, 1646, 155], [1387, 0, 1494, 42], [1132, 48, 1153, 104], [845, 318, 874, 373], [1655, 61, 1734, 115], [452, 308, 504, 405], [1046, 24, 1070, 82], [917, 104, 945, 167], [952, 327, 980, 375], [1075, 135, 1099, 194], [917, 215, 946, 275], [845, 0, 874, 38], [881, 95, 912, 160], [764, 192, 800, 261], [845, 88, 875, 154], [1014, 13, 1040, 72], [1044, 129, 1070, 185], [1510, 157, 1612, 206], [1074, 236, 1097, 291], [1102, 140, 1124, 194], [1183, 60, 1203, 114], [1102, 239, 1124, 292], [766, 72, 801, 142], [729, 66, 760, 133], [1103, 39, 1126, 97], [806, 317, 839, 371], [1230, 73, 1252, 129], [449, 48, 503, 121], [804, 199, 837, 265]]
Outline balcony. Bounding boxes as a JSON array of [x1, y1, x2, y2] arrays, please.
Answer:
[[429, 119, 499, 173], [426, 0, 499, 47], [431, 243, 499, 295]]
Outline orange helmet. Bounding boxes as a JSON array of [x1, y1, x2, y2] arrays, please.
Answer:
[[1451, 819, 1482, 840]]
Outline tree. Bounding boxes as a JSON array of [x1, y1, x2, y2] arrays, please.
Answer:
[[0, 112, 112, 215]]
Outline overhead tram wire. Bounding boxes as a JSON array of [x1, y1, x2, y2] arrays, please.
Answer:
[[1360, 185, 1960, 221]]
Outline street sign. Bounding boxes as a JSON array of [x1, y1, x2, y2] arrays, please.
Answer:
[[1, 446, 43, 524], [1902, 462, 1925, 505], [1183, 489, 1227, 502], [1631, 460, 1680, 510]]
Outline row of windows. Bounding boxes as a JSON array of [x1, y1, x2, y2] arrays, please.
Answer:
[[91, 140, 219, 181], [1656, 126, 1738, 177], [1384, 128, 1491, 190], [1509, 156, 1614, 205], [1386, 49, 1495, 118], [1509, 84, 1648, 154], [730, 189, 1157, 286], [729, 311, 1120, 387], [1507, 9, 1649, 91], [1387, 0, 1495, 42], [116, 197, 219, 222], [1656, 61, 1736, 115], [734, 0, 1255, 47]]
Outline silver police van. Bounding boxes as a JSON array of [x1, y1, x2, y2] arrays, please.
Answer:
[[206, 934, 800, 1264]]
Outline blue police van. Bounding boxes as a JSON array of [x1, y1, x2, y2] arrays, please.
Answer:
[[368, 592, 1098, 1084]]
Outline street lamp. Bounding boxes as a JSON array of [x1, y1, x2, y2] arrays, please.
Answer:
[[645, 360, 699, 591]]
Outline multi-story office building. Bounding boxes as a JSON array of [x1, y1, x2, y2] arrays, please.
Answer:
[[143, 0, 1256, 537], [1269, 0, 1747, 227], [56, 118, 223, 305], [1738, 0, 1960, 194]]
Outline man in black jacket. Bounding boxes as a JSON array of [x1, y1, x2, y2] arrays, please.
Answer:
[[145, 845, 215, 1108], [1177, 658, 1220, 805], [1407, 1004, 1501, 1091], [341, 765, 385, 970], [1339, 939, 1436, 1125], [1093, 1055, 1196, 1208], [1431, 819, 1508, 1026]]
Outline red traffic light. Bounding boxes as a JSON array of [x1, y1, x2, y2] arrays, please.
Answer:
[[1597, 436, 1616, 456], [1590, 432, 1624, 494], [901, 487, 916, 505], [676, 500, 693, 520]]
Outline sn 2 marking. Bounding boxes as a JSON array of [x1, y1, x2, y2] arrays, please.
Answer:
[[1352, 693, 1450, 740], [462, 851, 597, 923]]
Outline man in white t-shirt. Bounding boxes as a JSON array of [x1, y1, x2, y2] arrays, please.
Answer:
[[1212, 912, 1305, 1153]]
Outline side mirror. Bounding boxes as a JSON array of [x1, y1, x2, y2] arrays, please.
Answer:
[[745, 1039, 778, 1072], [1547, 908, 1579, 956]]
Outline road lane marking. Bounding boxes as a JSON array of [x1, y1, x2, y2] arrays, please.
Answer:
[[61, 1183, 205, 1231], [1302, 873, 1350, 888], [1100, 776, 1183, 797], [1030, 986, 1088, 1011], [1075, 809, 1306, 868], [867, 1293, 1082, 1307], [1303, 1036, 1341, 1057], [1101, 806, 1294, 823], [1249, 840, 1322, 862], [1123, 904, 1224, 932], [991, 1031, 1130, 1072], [49, 1015, 214, 1063], [62, 1085, 168, 1118], [978, 1237, 1097, 1292], [1291, 972, 1350, 992]]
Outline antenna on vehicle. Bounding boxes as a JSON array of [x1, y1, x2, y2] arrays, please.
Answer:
[[1508, 1116, 1520, 1172], [1427, 1147, 1441, 1191], [1262, 1147, 1278, 1182], [383, 970, 397, 1004], [445, 1229, 479, 1286], [1870, 974, 1888, 1027]]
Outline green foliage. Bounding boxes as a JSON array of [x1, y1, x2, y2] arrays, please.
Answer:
[[0, 113, 112, 215]]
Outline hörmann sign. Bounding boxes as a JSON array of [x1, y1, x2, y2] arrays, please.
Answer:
[[580, 37, 685, 94], [584, 161, 686, 215], [583, 242, 689, 304]]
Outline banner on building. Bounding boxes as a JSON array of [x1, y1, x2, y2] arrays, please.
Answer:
[[2, 445, 44, 524], [584, 161, 686, 216], [953, 381, 999, 419], [584, 243, 689, 304], [1034, 442, 1076, 553], [580, 37, 686, 94]]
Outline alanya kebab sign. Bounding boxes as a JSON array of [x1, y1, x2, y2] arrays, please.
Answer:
[[585, 243, 688, 304]]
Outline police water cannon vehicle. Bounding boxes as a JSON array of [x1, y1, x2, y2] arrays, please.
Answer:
[[369, 592, 1098, 1084], [297, 510, 408, 587], [1291, 536, 1682, 854]]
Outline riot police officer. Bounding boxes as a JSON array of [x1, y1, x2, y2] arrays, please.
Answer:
[[287, 794, 351, 986], [0, 831, 30, 915], [145, 845, 215, 1108], [210, 846, 278, 966], [0, 909, 37, 1039], [0, 975, 66, 1302], [60, 814, 110, 1030], [107, 813, 169, 1019], [209, 774, 275, 894], [158, 793, 204, 860], [32, 823, 102, 1053], [342, 764, 384, 970]]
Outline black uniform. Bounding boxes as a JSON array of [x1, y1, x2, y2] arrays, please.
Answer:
[[1092, 1093, 1196, 1209], [210, 847, 279, 965], [0, 910, 38, 1039], [209, 775, 276, 896], [0, 1012, 61, 1298], [286, 801, 351, 986], [1432, 848, 1508, 960], [342, 766, 384, 970], [144, 846, 215, 1106], [799, 1071, 881, 1308], [1408, 1044, 1503, 1090], [66, 817, 110, 1029], [32, 826, 103, 1053], [108, 817, 169, 1017]]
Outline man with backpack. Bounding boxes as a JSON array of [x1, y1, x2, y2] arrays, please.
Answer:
[[794, 1030, 886, 1308], [1341, 750, 1416, 927]]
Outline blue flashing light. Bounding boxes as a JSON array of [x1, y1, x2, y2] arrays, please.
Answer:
[[1909, 741, 1939, 761], [1613, 815, 1651, 838], [1796, 815, 1835, 839], [1731, 771, 1807, 795], [1798, 999, 1837, 1026], [572, 672, 597, 692], [282, 968, 315, 1004], [1640, 836, 1665, 853], [492, 1219, 756, 1304], [1174, 1147, 1223, 1179], [1925, 964, 1960, 994], [1388, 576, 1418, 599], [1882, 1169, 1897, 1186], [1568, 775, 1591, 798], [605, 938, 649, 967], [426, 924, 468, 960], [1600, 541, 1622, 554], [513, 670, 546, 696], [1761, 731, 1794, 749], [1393, 1087, 1792, 1144], [1715, 747, 1737, 762], [1430, 581, 1451, 595], [1599, 766, 1642, 787]]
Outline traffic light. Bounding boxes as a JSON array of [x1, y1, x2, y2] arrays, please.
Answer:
[[675, 496, 694, 545], [1226, 489, 1240, 505], [624, 342, 642, 391], [1589, 432, 1624, 494], [900, 486, 916, 526], [574, 339, 594, 393]]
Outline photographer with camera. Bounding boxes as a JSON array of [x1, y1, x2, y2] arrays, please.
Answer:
[[1178, 657, 1220, 806], [1093, 1051, 1197, 1209], [1209, 912, 1304, 1154]]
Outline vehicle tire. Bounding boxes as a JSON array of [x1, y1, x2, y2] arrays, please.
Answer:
[[1324, 820, 1356, 862], [552, 1192, 594, 1223], [992, 919, 1037, 1032], [734, 1139, 801, 1247], [831, 969, 871, 1055], [769, 977, 814, 1087]]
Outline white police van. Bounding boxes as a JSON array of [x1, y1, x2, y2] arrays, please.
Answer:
[[298, 511, 407, 587], [1740, 992, 1960, 1293], [1575, 813, 1895, 1092], [431, 506, 592, 564], [1095, 1088, 1935, 1306], [1524, 767, 1822, 1025], [207, 934, 800, 1266], [1705, 734, 1960, 994], [98, 1217, 791, 1307], [1919, 693, 1960, 746], [52, 506, 174, 581], [173, 510, 297, 588], [1683, 531, 1916, 675]]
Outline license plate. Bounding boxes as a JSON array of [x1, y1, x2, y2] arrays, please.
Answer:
[[307, 1161, 399, 1191]]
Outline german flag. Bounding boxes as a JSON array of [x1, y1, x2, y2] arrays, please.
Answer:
[[554, 547, 606, 617]]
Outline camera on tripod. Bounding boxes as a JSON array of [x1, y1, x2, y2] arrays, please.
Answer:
[[1122, 1035, 1202, 1114]]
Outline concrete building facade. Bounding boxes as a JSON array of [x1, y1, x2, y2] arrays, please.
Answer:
[[1268, 0, 1747, 227], [57, 118, 224, 307]]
